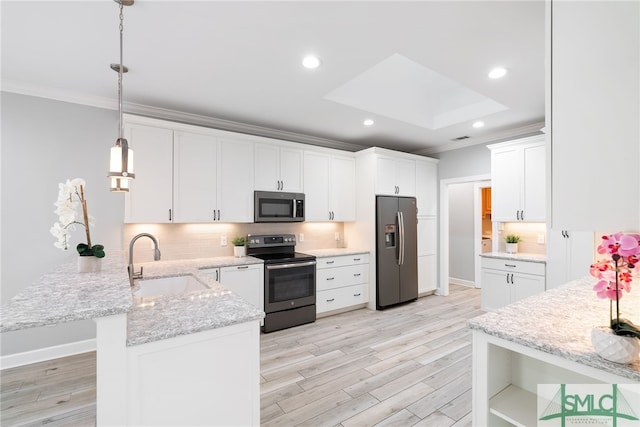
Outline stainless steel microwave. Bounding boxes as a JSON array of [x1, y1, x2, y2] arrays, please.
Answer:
[[254, 191, 305, 222]]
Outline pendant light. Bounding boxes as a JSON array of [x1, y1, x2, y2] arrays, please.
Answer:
[[108, 0, 135, 192]]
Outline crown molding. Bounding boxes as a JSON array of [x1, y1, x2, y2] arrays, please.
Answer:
[[411, 121, 546, 156], [2, 81, 367, 152]]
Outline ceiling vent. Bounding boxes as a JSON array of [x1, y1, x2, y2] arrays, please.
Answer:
[[451, 135, 470, 141]]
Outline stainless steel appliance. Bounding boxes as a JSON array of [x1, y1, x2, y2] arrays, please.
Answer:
[[247, 234, 316, 332], [376, 196, 418, 309], [254, 191, 305, 222]]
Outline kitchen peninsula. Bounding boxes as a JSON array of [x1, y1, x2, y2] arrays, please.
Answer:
[[469, 276, 640, 426], [0, 253, 264, 426]]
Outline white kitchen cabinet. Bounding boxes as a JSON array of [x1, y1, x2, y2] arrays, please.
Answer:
[[489, 136, 546, 222], [219, 264, 264, 312], [550, 1, 639, 231], [124, 123, 174, 223], [417, 217, 437, 294], [415, 159, 438, 217], [303, 150, 356, 222], [546, 229, 594, 289], [316, 254, 369, 315], [376, 155, 416, 196], [124, 115, 254, 223], [480, 257, 545, 311], [254, 143, 303, 192], [173, 131, 218, 223]]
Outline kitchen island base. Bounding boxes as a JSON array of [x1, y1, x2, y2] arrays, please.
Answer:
[[472, 330, 640, 427]]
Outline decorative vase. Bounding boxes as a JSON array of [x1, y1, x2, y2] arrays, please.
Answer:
[[591, 326, 640, 364], [233, 246, 246, 258], [505, 243, 518, 254], [78, 255, 102, 273]]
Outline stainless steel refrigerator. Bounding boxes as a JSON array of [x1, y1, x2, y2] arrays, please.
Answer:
[[376, 196, 418, 309]]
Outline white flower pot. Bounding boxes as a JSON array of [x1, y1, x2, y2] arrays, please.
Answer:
[[78, 256, 102, 273], [233, 246, 246, 258], [505, 243, 518, 254], [591, 326, 640, 364]]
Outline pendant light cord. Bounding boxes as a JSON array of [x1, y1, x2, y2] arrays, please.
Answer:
[[118, 2, 124, 140]]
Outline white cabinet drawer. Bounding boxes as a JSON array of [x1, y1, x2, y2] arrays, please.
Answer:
[[316, 253, 369, 269], [317, 264, 368, 291], [317, 284, 367, 314], [481, 257, 545, 276]]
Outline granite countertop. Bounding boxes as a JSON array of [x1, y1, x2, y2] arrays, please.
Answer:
[[304, 248, 369, 258], [480, 252, 547, 263], [468, 276, 640, 381], [127, 256, 264, 346], [0, 253, 133, 332]]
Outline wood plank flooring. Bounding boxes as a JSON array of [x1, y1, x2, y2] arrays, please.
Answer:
[[1, 284, 481, 426]]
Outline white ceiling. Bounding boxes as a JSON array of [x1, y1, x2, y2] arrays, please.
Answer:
[[1, 1, 546, 154]]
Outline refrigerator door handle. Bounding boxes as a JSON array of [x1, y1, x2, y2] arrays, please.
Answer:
[[398, 211, 405, 265]]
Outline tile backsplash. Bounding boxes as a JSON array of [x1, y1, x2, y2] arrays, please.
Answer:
[[123, 222, 346, 263], [497, 222, 547, 255]]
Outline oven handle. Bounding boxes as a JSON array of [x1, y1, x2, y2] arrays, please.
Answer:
[[266, 260, 317, 270]]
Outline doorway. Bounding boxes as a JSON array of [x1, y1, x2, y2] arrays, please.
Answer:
[[439, 174, 491, 296]]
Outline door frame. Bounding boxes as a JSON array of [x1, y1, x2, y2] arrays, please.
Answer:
[[439, 174, 491, 296]]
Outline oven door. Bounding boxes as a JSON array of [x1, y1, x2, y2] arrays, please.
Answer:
[[265, 260, 316, 313]]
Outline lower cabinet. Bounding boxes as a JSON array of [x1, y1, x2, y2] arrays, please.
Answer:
[[481, 257, 545, 311], [316, 254, 369, 315]]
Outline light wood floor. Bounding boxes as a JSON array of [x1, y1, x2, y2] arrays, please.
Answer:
[[1, 284, 481, 426]]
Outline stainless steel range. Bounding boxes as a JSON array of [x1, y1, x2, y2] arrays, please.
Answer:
[[246, 234, 316, 333]]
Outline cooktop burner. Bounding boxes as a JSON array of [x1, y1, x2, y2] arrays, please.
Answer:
[[246, 233, 315, 264]]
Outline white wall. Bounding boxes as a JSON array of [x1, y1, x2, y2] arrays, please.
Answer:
[[448, 182, 475, 282], [1, 92, 124, 356]]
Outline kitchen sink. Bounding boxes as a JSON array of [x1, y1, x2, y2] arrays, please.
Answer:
[[134, 274, 208, 298]]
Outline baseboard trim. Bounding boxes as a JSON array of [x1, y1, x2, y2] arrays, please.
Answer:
[[0, 339, 96, 370], [449, 277, 476, 288]]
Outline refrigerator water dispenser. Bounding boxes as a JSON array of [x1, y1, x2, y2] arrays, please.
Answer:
[[384, 224, 396, 248]]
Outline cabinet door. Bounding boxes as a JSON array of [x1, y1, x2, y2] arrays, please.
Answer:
[[303, 151, 331, 221], [415, 161, 437, 216], [546, 229, 569, 289], [418, 254, 437, 294], [375, 156, 397, 195], [254, 144, 279, 191], [481, 269, 510, 311], [173, 131, 218, 223], [198, 268, 220, 284], [522, 143, 546, 221], [330, 155, 356, 221], [567, 231, 594, 282], [551, 1, 639, 231], [218, 137, 254, 222], [395, 158, 416, 197], [511, 273, 545, 303], [279, 147, 303, 192], [220, 265, 264, 313], [124, 124, 173, 223], [491, 146, 521, 222], [417, 217, 437, 256]]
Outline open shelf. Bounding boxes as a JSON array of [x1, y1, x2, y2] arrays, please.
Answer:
[[489, 384, 537, 427]]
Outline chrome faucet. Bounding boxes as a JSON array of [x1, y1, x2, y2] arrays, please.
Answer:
[[128, 233, 161, 286]]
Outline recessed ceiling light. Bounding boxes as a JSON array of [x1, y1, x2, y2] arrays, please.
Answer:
[[363, 119, 374, 126], [302, 55, 321, 69], [488, 67, 508, 79], [472, 121, 485, 128]]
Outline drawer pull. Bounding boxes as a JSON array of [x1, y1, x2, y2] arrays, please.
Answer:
[[354, 273, 361, 277], [353, 258, 361, 261], [326, 261, 335, 264], [504, 264, 517, 268], [353, 293, 361, 297], [326, 277, 335, 281], [326, 298, 335, 302], [237, 265, 249, 270]]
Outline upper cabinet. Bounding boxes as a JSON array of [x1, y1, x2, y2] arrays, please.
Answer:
[[124, 116, 254, 223], [304, 150, 356, 222], [375, 155, 416, 197], [549, 1, 639, 231], [415, 159, 438, 217], [124, 123, 174, 223], [489, 136, 546, 222], [254, 143, 303, 193]]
